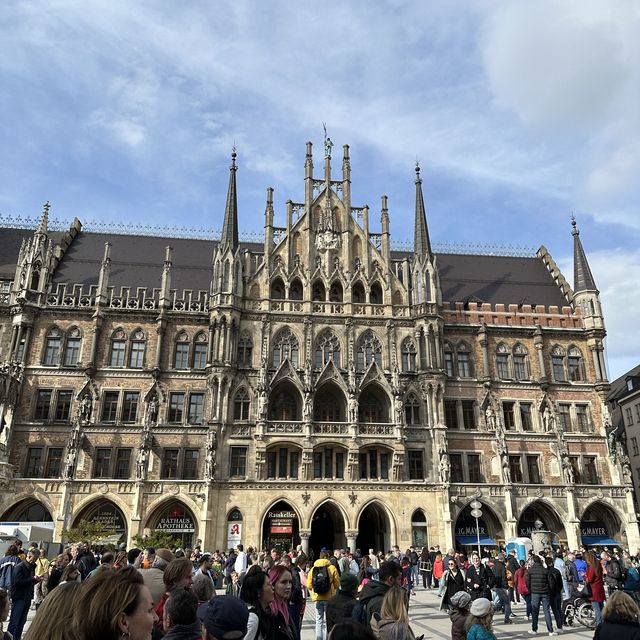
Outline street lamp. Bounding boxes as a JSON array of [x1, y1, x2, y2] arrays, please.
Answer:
[[470, 500, 483, 558]]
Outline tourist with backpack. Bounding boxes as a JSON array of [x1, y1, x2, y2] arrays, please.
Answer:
[[307, 549, 340, 640], [0, 544, 21, 591]]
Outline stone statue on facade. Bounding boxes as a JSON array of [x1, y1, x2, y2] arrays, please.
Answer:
[[347, 360, 357, 394], [485, 405, 496, 431], [204, 428, 217, 482], [77, 394, 92, 425], [394, 396, 404, 426], [258, 357, 268, 391], [303, 392, 313, 423], [439, 450, 450, 485], [561, 454, 575, 485], [304, 358, 313, 392], [63, 448, 77, 480], [348, 393, 358, 424], [136, 447, 148, 481], [542, 406, 555, 433], [391, 362, 401, 395], [257, 390, 268, 422], [500, 453, 511, 485], [392, 452, 404, 482], [324, 136, 333, 158], [146, 395, 159, 427], [302, 450, 312, 480]]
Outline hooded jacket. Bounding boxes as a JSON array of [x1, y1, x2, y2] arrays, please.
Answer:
[[449, 608, 469, 640], [593, 612, 640, 640], [306, 558, 340, 602], [358, 579, 391, 625]]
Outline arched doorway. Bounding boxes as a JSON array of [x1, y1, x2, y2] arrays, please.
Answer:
[[147, 501, 198, 548], [227, 508, 243, 551], [310, 502, 346, 558], [74, 500, 127, 546], [261, 500, 300, 552], [517, 501, 566, 543], [580, 501, 626, 547], [411, 509, 428, 548], [356, 502, 390, 554], [454, 503, 503, 552], [2, 499, 53, 523]]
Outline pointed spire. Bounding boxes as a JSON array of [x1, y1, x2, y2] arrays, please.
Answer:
[[37, 201, 50, 235], [413, 163, 432, 259], [571, 216, 597, 292], [220, 149, 239, 251]]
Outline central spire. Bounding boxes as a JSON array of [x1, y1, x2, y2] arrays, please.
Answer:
[[571, 216, 597, 292], [413, 163, 432, 260], [220, 149, 239, 251]]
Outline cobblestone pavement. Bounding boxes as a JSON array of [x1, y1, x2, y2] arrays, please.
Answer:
[[300, 587, 596, 640]]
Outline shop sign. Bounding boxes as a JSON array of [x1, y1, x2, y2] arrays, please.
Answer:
[[269, 510, 295, 535], [89, 504, 126, 536], [581, 524, 607, 537], [227, 522, 242, 548], [157, 517, 195, 533]]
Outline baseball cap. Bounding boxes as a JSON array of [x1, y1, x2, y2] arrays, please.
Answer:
[[197, 595, 249, 639]]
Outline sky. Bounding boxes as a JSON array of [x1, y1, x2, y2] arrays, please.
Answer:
[[1, 0, 639, 380]]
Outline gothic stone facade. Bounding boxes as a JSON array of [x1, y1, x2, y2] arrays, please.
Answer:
[[0, 141, 637, 554]]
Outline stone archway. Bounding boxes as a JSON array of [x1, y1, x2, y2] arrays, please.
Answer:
[[73, 499, 128, 546], [310, 501, 346, 558], [1, 498, 53, 523], [517, 501, 566, 542], [356, 502, 390, 554], [146, 500, 198, 549], [580, 501, 627, 547], [454, 502, 504, 552], [261, 500, 300, 552]]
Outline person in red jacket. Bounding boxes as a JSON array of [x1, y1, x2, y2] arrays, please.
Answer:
[[584, 550, 606, 625], [432, 552, 445, 592], [513, 560, 531, 620]]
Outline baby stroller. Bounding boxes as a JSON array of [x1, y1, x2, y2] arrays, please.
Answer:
[[563, 593, 596, 630]]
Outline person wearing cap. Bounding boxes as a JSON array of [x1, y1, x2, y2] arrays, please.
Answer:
[[198, 594, 249, 640], [465, 597, 497, 640], [325, 572, 359, 635], [139, 547, 175, 605], [163, 587, 202, 640], [449, 590, 471, 640]]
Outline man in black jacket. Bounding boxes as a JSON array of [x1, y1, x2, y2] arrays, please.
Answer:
[[506, 549, 519, 603], [526, 555, 554, 635], [74, 542, 98, 580], [602, 550, 624, 593], [8, 548, 42, 640], [465, 553, 494, 601], [491, 553, 513, 624], [545, 556, 564, 634], [326, 572, 359, 634], [359, 560, 403, 627]]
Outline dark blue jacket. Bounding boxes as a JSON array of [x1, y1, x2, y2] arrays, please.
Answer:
[[10, 559, 36, 601]]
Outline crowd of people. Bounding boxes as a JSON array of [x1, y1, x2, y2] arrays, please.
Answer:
[[0, 537, 640, 640]]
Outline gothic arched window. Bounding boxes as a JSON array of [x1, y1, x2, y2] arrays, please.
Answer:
[[404, 393, 421, 425], [496, 342, 510, 380], [356, 330, 383, 371], [444, 342, 455, 377], [174, 331, 190, 369], [272, 328, 299, 368], [43, 326, 62, 366], [109, 329, 127, 368], [456, 342, 472, 378], [513, 343, 529, 381], [289, 278, 303, 301], [352, 281, 365, 304], [270, 278, 285, 300], [567, 345, 585, 382], [64, 327, 82, 367], [401, 338, 417, 372], [370, 282, 383, 304], [315, 329, 341, 369], [238, 334, 253, 367], [551, 345, 566, 382], [329, 281, 343, 302], [193, 332, 208, 369], [129, 329, 146, 369], [312, 280, 326, 302], [233, 388, 250, 421]]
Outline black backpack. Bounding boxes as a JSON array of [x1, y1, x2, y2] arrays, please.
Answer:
[[312, 565, 330, 594]]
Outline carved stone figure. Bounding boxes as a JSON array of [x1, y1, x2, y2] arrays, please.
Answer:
[[257, 390, 268, 422], [543, 406, 554, 432], [348, 361, 357, 393], [136, 447, 148, 481], [304, 358, 313, 391], [77, 394, 92, 424], [622, 462, 633, 485], [324, 136, 333, 158], [258, 357, 268, 391], [146, 395, 159, 426], [439, 452, 450, 484], [303, 392, 313, 422], [392, 452, 404, 482], [302, 451, 312, 480], [485, 406, 496, 431], [562, 455, 575, 484], [391, 363, 400, 395], [348, 393, 358, 423], [64, 448, 76, 480], [394, 396, 404, 425], [500, 454, 511, 485]]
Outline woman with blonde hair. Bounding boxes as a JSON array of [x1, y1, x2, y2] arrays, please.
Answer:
[[371, 585, 417, 640], [594, 590, 640, 639], [23, 582, 81, 640]]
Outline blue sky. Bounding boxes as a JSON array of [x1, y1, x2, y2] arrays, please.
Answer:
[[1, 1, 639, 380]]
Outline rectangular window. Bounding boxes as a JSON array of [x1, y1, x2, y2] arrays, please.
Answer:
[[289, 451, 299, 479], [444, 352, 454, 377], [445, 400, 459, 429], [558, 404, 572, 432], [552, 356, 566, 382], [129, 341, 145, 368], [401, 351, 416, 373], [583, 457, 599, 484], [95, 448, 112, 478], [625, 407, 634, 426], [230, 447, 247, 477], [467, 454, 482, 483], [34, 389, 53, 420], [54, 390, 72, 422], [636, 404, 640, 422], [526, 455, 541, 484], [369, 450, 378, 479], [502, 402, 516, 430], [238, 341, 252, 367], [234, 396, 250, 421], [64, 338, 81, 366], [122, 392, 139, 423], [496, 354, 510, 379], [44, 448, 63, 478], [632, 437, 639, 457], [174, 343, 190, 369], [44, 337, 61, 366], [278, 448, 288, 478], [267, 451, 277, 479], [323, 448, 333, 478], [162, 449, 179, 479], [408, 450, 424, 480], [335, 452, 344, 479], [193, 343, 207, 370], [25, 448, 44, 477], [575, 405, 590, 432], [513, 355, 527, 380], [188, 393, 204, 425], [457, 352, 471, 378], [359, 453, 367, 480], [168, 393, 185, 423], [183, 449, 199, 480], [314, 452, 323, 480], [450, 454, 464, 482], [380, 452, 389, 480], [101, 391, 120, 423], [520, 403, 533, 431], [110, 340, 126, 367], [509, 455, 523, 483], [461, 401, 476, 430], [114, 449, 131, 479], [568, 356, 582, 381]]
